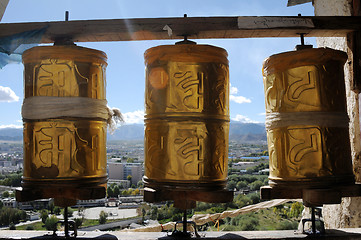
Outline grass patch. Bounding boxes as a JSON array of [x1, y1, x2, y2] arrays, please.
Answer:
[[16, 221, 45, 230], [16, 215, 140, 231], [217, 204, 302, 231]]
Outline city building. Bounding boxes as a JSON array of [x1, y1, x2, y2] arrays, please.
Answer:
[[108, 162, 143, 186]]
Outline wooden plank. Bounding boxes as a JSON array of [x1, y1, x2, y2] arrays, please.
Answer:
[[261, 184, 361, 207], [0, 0, 9, 21], [143, 187, 234, 206], [0, 16, 360, 43]]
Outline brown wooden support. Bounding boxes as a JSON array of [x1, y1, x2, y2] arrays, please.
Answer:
[[16, 185, 106, 207], [261, 183, 361, 207], [0, 16, 361, 43], [144, 187, 233, 210]]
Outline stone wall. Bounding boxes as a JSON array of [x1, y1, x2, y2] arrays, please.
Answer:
[[314, 0, 361, 228]]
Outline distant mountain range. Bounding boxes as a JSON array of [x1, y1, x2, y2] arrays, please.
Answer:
[[0, 122, 266, 143]]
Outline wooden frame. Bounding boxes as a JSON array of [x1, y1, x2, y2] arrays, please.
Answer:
[[0, 16, 360, 43]]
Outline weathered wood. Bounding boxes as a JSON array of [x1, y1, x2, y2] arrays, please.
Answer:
[[261, 184, 361, 207], [0, 16, 361, 43], [144, 187, 234, 209], [15, 185, 106, 204]]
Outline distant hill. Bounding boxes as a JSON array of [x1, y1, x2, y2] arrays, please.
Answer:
[[108, 124, 144, 140], [0, 128, 22, 141], [229, 122, 266, 142], [0, 122, 266, 143]]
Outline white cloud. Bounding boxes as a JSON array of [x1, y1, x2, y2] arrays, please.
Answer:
[[230, 95, 251, 104], [0, 86, 19, 102], [122, 110, 144, 124], [0, 124, 22, 129], [232, 114, 260, 124], [230, 86, 238, 95]]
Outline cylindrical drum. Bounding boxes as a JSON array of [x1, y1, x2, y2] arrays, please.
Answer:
[[144, 44, 230, 191], [22, 45, 108, 192], [262, 47, 355, 188]]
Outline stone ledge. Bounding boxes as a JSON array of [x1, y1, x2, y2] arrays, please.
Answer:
[[1, 229, 361, 240]]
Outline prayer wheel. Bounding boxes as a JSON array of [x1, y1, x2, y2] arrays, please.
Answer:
[[20, 45, 108, 205], [262, 47, 355, 189], [143, 44, 230, 192]]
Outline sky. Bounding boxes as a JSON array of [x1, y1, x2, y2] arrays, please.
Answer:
[[0, 0, 316, 128]]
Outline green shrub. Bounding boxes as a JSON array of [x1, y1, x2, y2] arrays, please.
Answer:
[[98, 211, 108, 224], [9, 223, 16, 230], [74, 218, 83, 228], [54, 207, 61, 215], [222, 225, 238, 231], [277, 220, 298, 230], [45, 215, 58, 232], [26, 225, 34, 230], [40, 209, 48, 224]]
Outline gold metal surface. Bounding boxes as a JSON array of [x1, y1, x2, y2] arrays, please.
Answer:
[[22, 45, 108, 193], [144, 44, 230, 190], [23, 120, 107, 185], [23, 46, 107, 99], [263, 48, 354, 188]]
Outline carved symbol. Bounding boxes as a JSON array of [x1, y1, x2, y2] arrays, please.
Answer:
[[145, 127, 175, 176], [174, 128, 205, 177], [288, 127, 322, 175], [265, 75, 280, 112], [33, 123, 87, 176], [171, 71, 204, 110], [35, 59, 88, 97], [267, 130, 279, 175], [287, 70, 316, 102], [213, 64, 228, 113], [211, 125, 227, 176]]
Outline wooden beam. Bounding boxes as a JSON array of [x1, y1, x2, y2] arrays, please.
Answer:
[[0, 0, 9, 22], [0, 16, 360, 43]]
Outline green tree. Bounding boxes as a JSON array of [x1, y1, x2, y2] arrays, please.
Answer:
[[121, 189, 130, 196], [126, 158, 135, 163], [74, 218, 83, 228], [137, 181, 144, 188], [2, 191, 9, 198], [9, 223, 16, 230], [99, 210, 108, 224], [40, 209, 48, 224], [236, 181, 247, 190], [249, 180, 263, 191], [0, 208, 27, 226], [133, 188, 140, 195], [62, 208, 73, 218], [288, 202, 304, 218], [248, 192, 260, 204], [45, 215, 58, 232], [113, 185, 120, 197], [48, 201, 54, 214], [227, 180, 236, 191], [150, 206, 158, 220], [127, 175, 132, 182], [54, 207, 61, 215], [107, 187, 114, 197]]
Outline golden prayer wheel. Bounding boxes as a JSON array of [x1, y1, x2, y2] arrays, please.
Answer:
[[20, 45, 108, 205], [143, 44, 230, 192], [262, 47, 355, 189]]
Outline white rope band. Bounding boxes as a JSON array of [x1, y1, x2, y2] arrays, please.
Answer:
[[22, 96, 123, 132], [265, 112, 349, 130]]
